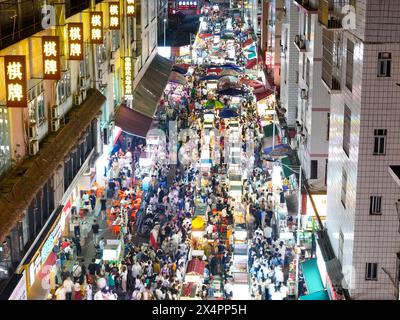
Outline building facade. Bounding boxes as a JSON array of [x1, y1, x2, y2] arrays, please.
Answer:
[[323, 0, 400, 299], [0, 0, 162, 299], [294, 0, 329, 191]]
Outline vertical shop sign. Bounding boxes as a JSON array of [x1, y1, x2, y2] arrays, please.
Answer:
[[90, 12, 103, 44], [4, 55, 27, 108], [68, 23, 84, 60], [42, 36, 61, 80], [127, 0, 136, 17], [124, 56, 133, 97], [109, 2, 120, 30]]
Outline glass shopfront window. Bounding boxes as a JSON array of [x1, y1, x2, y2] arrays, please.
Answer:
[[0, 107, 11, 177]]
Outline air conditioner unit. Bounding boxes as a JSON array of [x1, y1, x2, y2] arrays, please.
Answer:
[[79, 77, 86, 88], [81, 88, 87, 101], [109, 63, 115, 74], [51, 118, 60, 132], [29, 140, 39, 156], [51, 105, 59, 119], [74, 93, 82, 106], [28, 123, 38, 140], [301, 89, 308, 100]]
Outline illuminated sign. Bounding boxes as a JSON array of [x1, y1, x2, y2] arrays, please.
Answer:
[[124, 56, 133, 97], [109, 2, 120, 30], [42, 36, 61, 80], [4, 55, 27, 108], [127, 0, 136, 17], [68, 23, 84, 60], [90, 12, 103, 44]]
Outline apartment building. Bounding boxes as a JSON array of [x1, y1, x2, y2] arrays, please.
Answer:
[[322, 0, 400, 299], [265, 0, 284, 88], [294, 0, 330, 191], [0, 0, 169, 299]]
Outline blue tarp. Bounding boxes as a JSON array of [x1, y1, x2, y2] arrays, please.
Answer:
[[301, 258, 325, 295], [263, 144, 288, 155], [299, 290, 330, 300]]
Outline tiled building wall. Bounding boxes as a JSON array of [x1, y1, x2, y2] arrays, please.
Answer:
[[296, 11, 329, 190], [352, 41, 400, 300], [280, 0, 299, 128]]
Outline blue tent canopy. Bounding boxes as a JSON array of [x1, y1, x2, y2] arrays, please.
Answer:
[[263, 144, 289, 155], [199, 74, 221, 81], [219, 108, 239, 118], [219, 63, 242, 71], [217, 88, 246, 96], [172, 66, 187, 74]]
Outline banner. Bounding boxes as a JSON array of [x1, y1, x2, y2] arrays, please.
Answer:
[[4, 55, 27, 108], [42, 36, 61, 80], [126, 0, 136, 17], [68, 23, 84, 60], [109, 2, 120, 30], [90, 12, 103, 44]]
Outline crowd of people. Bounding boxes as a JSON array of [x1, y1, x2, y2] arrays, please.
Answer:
[[46, 3, 299, 301]]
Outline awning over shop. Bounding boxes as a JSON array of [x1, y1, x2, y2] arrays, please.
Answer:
[[281, 156, 293, 178], [263, 123, 278, 138], [132, 54, 174, 118], [246, 59, 257, 69], [301, 258, 325, 295], [255, 89, 274, 101], [299, 290, 330, 300], [0, 89, 106, 243], [115, 105, 154, 138]]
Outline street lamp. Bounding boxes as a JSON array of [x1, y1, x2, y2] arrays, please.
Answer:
[[163, 18, 167, 47]]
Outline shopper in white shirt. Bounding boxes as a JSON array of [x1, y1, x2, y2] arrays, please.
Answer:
[[55, 285, 66, 300], [63, 276, 74, 300]]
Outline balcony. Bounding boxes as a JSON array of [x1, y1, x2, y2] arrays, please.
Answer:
[[294, 0, 319, 14], [294, 35, 306, 52], [319, 0, 343, 30]]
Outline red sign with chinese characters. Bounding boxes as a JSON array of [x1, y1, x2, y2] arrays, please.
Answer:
[[109, 2, 120, 30], [127, 0, 136, 17], [42, 36, 61, 80], [90, 12, 104, 44], [4, 55, 27, 108], [68, 23, 84, 60]]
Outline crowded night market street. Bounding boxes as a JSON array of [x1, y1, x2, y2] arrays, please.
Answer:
[[35, 3, 305, 301]]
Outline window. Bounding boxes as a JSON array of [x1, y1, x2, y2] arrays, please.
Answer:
[[27, 84, 45, 125], [338, 229, 344, 266], [377, 52, 391, 77], [345, 39, 354, 91], [0, 107, 11, 177], [306, 58, 310, 87], [307, 14, 311, 40], [57, 71, 72, 105], [343, 105, 351, 157], [325, 159, 328, 186], [327, 112, 330, 141], [373, 129, 387, 155], [369, 196, 382, 215], [302, 54, 306, 79], [303, 13, 306, 36], [21, 210, 29, 247], [310, 160, 318, 179], [341, 169, 347, 208], [365, 263, 378, 281]]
